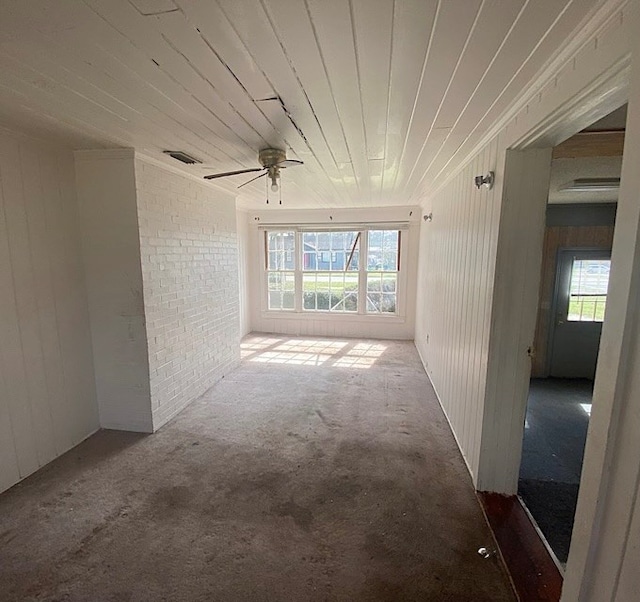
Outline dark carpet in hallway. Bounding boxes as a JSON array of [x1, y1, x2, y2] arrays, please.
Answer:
[[519, 377, 593, 564], [0, 335, 515, 601]]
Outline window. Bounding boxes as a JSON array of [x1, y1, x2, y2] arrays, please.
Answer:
[[366, 230, 399, 314], [302, 231, 359, 313], [264, 228, 403, 316], [266, 231, 295, 310], [567, 259, 610, 322]]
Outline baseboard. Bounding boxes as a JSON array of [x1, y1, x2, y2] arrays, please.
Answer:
[[413, 340, 476, 482]]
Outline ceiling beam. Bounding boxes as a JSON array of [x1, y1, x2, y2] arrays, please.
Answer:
[[553, 131, 625, 159]]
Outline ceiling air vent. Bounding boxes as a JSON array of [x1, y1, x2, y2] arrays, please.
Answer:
[[559, 177, 620, 192], [163, 150, 202, 165]]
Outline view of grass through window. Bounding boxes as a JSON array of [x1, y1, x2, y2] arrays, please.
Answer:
[[303, 231, 359, 312], [366, 230, 399, 314], [568, 259, 610, 322], [266, 228, 401, 315]]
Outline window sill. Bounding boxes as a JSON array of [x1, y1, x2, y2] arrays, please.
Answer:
[[261, 310, 406, 323]]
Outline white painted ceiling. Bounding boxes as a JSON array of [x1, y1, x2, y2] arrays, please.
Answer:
[[0, 0, 604, 209], [548, 156, 622, 204]]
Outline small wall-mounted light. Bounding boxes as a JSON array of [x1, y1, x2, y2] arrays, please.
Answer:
[[423, 213, 432, 222], [474, 171, 494, 190]]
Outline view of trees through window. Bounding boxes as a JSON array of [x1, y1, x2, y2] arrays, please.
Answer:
[[265, 229, 400, 314]]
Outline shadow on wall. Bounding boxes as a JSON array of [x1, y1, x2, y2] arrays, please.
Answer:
[[241, 337, 388, 369]]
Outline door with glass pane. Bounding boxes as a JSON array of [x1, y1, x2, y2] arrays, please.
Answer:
[[549, 249, 611, 379]]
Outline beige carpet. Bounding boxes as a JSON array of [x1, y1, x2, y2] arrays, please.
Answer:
[[0, 334, 515, 601]]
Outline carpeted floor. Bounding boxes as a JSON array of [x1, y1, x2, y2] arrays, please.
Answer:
[[519, 378, 592, 564], [0, 335, 515, 601]]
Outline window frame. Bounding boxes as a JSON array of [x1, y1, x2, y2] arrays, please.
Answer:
[[566, 257, 611, 323], [264, 230, 297, 312], [260, 226, 408, 320]]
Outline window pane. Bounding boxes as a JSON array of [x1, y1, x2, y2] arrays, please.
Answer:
[[269, 291, 282, 308], [366, 273, 397, 314], [302, 230, 359, 271], [368, 230, 399, 272], [302, 271, 358, 313], [567, 259, 610, 322], [267, 231, 295, 269], [282, 292, 295, 309], [267, 271, 295, 310]]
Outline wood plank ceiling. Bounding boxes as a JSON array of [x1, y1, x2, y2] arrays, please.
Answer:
[[0, 0, 602, 209]]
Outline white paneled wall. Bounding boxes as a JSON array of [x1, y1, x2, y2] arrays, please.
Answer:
[[415, 0, 631, 493], [415, 137, 502, 478], [136, 158, 240, 430], [0, 129, 98, 494]]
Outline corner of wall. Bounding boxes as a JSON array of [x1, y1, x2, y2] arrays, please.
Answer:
[[74, 149, 153, 433]]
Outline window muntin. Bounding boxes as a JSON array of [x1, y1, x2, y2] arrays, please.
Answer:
[[567, 259, 610, 322], [302, 231, 360, 313], [303, 272, 359, 312], [264, 228, 401, 316], [266, 231, 295, 310], [366, 230, 399, 314], [302, 231, 359, 272]]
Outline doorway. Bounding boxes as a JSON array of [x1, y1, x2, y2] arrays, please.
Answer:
[[518, 106, 623, 567]]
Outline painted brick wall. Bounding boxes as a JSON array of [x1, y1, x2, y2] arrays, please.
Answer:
[[0, 129, 99, 494], [135, 158, 240, 430]]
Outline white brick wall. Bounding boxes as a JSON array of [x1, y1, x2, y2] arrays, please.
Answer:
[[135, 158, 240, 430]]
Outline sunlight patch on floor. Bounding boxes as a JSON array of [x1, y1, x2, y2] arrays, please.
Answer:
[[241, 338, 387, 369]]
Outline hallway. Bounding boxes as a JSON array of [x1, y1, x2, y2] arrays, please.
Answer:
[[0, 335, 514, 601], [519, 378, 593, 564]]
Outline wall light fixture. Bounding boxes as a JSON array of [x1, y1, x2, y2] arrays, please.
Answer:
[[474, 171, 494, 190]]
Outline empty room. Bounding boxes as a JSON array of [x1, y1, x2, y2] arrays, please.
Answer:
[[1, 1, 640, 601]]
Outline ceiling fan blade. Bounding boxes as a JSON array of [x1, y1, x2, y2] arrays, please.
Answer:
[[238, 171, 268, 189], [276, 159, 304, 168], [203, 167, 263, 180]]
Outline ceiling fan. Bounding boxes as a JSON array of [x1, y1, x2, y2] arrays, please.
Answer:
[[203, 148, 303, 192]]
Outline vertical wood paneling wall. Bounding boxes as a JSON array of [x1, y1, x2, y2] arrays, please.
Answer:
[[415, 136, 503, 478], [0, 130, 98, 494], [415, 1, 630, 494], [479, 148, 553, 493], [532, 224, 615, 376]]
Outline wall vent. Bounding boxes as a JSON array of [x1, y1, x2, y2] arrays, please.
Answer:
[[163, 150, 202, 165]]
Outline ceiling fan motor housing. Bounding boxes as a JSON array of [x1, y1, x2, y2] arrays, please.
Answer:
[[259, 148, 287, 168]]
